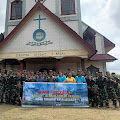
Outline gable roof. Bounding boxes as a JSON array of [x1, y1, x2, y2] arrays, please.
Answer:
[[104, 37, 115, 48], [90, 54, 117, 61], [82, 21, 115, 51], [0, 2, 96, 56]]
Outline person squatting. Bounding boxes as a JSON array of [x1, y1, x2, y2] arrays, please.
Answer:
[[0, 68, 120, 108]]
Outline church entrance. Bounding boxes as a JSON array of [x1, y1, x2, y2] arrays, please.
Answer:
[[39, 68, 49, 73], [25, 58, 58, 72]]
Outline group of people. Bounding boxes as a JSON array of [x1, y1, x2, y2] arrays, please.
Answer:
[[0, 68, 120, 108]]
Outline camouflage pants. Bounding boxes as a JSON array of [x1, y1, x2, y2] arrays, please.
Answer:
[[91, 92, 100, 107], [107, 87, 117, 105], [5, 88, 11, 103], [0, 83, 3, 102], [16, 88, 22, 105], [116, 88, 120, 103], [10, 87, 17, 104], [99, 88, 109, 107], [88, 88, 92, 104]]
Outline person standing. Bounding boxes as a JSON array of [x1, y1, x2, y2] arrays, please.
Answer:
[[56, 71, 66, 82], [96, 72, 109, 108], [111, 72, 120, 106], [28, 71, 36, 82], [106, 71, 117, 108], [1, 69, 7, 103], [43, 70, 48, 82], [0, 73, 4, 103], [75, 70, 86, 83], [5, 70, 14, 104], [71, 70, 76, 78], [85, 71, 92, 104], [63, 72, 76, 83], [47, 70, 56, 82], [38, 72, 44, 82]]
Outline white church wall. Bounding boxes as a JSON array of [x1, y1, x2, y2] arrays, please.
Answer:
[[95, 33, 105, 54], [64, 21, 79, 34], [43, 0, 56, 14], [8, 26, 16, 35], [0, 10, 85, 53], [81, 22, 88, 34], [25, 0, 36, 15]]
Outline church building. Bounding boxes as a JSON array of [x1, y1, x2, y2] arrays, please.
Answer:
[[0, 0, 117, 75]]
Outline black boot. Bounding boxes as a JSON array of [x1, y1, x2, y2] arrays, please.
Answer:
[[113, 101, 117, 108], [106, 103, 109, 108], [99, 103, 103, 108]]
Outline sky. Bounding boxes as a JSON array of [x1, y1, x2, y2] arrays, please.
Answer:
[[0, 0, 120, 74]]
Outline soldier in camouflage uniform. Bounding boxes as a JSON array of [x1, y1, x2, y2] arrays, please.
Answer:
[[1, 69, 7, 103], [10, 71, 18, 105], [111, 72, 120, 106], [96, 72, 109, 108], [47, 70, 56, 82], [43, 70, 48, 82], [28, 71, 36, 82], [5, 71, 12, 104], [91, 84, 100, 107], [106, 71, 117, 108], [85, 71, 93, 104], [0, 74, 3, 103], [15, 72, 24, 105]]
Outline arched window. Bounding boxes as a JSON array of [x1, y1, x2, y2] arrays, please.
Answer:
[[10, 0, 22, 20], [61, 0, 75, 15]]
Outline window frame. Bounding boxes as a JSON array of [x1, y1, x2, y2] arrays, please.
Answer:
[[10, 0, 22, 20], [61, 0, 76, 15]]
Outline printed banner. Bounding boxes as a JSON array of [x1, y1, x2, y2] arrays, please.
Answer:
[[22, 82, 89, 107]]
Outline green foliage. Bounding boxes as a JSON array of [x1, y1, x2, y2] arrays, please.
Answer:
[[116, 75, 120, 79]]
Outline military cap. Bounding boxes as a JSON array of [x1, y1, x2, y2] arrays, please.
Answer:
[[39, 72, 42, 74], [77, 70, 83, 74], [43, 70, 47, 72], [23, 70, 26, 72], [36, 71, 39, 73], [9, 70, 13, 73], [92, 84, 98, 88], [1, 68, 5, 71], [49, 70, 53, 72], [111, 72, 115, 75]]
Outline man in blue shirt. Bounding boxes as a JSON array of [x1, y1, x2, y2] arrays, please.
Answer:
[[56, 71, 66, 82], [38, 72, 44, 82], [75, 70, 86, 83]]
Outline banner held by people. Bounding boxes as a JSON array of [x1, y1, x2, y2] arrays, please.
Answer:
[[22, 83, 89, 107]]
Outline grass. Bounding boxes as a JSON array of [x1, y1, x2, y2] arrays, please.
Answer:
[[0, 104, 120, 120]]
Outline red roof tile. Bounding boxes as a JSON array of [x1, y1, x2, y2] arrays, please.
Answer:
[[0, 2, 96, 55], [90, 54, 117, 61], [104, 37, 115, 48]]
